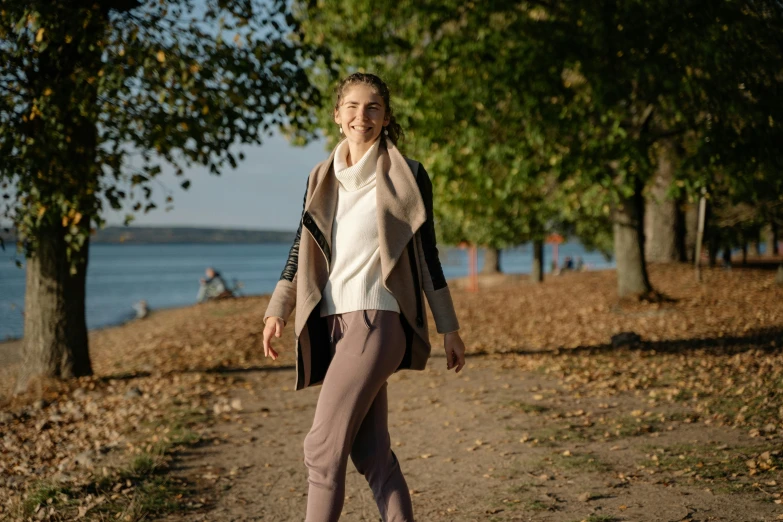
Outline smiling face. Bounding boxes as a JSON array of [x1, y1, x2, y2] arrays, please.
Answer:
[[334, 83, 390, 147]]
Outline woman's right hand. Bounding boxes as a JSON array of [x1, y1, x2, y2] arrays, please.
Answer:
[[263, 317, 285, 360]]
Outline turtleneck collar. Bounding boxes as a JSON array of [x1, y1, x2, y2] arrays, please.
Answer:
[[333, 138, 381, 191]]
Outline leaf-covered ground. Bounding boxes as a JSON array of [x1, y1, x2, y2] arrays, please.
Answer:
[[1, 262, 782, 521]]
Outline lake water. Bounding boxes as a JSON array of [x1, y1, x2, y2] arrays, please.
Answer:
[[0, 242, 613, 341]]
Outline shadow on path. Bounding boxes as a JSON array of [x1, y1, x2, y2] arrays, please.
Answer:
[[100, 364, 296, 382], [462, 325, 783, 359]]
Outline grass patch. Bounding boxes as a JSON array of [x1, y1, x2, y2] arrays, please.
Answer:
[[612, 416, 662, 437], [643, 443, 782, 492], [577, 516, 618, 522], [525, 414, 665, 445], [670, 388, 695, 402], [525, 426, 569, 446], [91, 476, 187, 520], [17, 408, 205, 521], [508, 400, 549, 414], [580, 492, 611, 501], [21, 482, 73, 517], [592, 415, 663, 439], [526, 499, 554, 511], [123, 452, 164, 478], [706, 396, 747, 418], [136, 476, 184, 513], [705, 391, 782, 428], [166, 409, 207, 443], [138, 407, 207, 456], [525, 424, 592, 446], [664, 411, 695, 422], [550, 452, 612, 474], [505, 481, 535, 495]]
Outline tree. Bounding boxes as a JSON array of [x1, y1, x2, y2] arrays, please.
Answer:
[[1, 0, 320, 391], [498, 0, 783, 296], [668, 2, 783, 272], [644, 140, 686, 263], [764, 219, 779, 257], [545, 1, 780, 295], [293, 1, 567, 280], [295, 0, 783, 299], [531, 240, 545, 283], [481, 248, 501, 275]]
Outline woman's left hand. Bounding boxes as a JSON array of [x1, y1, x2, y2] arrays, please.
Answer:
[[444, 331, 466, 373]]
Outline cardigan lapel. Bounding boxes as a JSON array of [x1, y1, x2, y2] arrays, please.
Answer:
[[303, 147, 339, 264], [303, 139, 427, 284], [376, 141, 427, 284]]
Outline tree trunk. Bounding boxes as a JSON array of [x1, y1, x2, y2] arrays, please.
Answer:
[[766, 220, 780, 256], [763, 224, 774, 256], [775, 220, 780, 255], [684, 202, 699, 262], [722, 246, 732, 267], [708, 240, 719, 267], [694, 195, 707, 282], [17, 226, 92, 393], [644, 140, 684, 262], [531, 239, 544, 283], [481, 247, 501, 274], [14, 3, 103, 393], [613, 182, 654, 298], [742, 243, 748, 264], [749, 229, 761, 257], [706, 202, 718, 267]]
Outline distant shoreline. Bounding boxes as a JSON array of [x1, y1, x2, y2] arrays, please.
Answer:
[[1, 225, 297, 245], [0, 272, 532, 347], [0, 295, 263, 347]]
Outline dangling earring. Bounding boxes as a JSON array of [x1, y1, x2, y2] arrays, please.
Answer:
[[384, 127, 389, 136], [339, 126, 343, 135]]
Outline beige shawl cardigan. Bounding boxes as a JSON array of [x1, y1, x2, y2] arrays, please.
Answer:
[[264, 139, 459, 390]]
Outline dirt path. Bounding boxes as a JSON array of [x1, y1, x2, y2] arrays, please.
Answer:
[[163, 353, 782, 522]]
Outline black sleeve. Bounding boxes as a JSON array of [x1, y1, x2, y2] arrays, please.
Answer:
[[415, 165, 448, 290], [279, 177, 309, 282]]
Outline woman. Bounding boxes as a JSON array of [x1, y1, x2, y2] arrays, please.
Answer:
[[262, 73, 466, 522]]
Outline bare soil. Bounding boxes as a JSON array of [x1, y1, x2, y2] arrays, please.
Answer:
[[159, 352, 782, 522]]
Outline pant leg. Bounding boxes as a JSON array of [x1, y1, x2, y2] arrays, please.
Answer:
[[351, 381, 414, 522], [303, 310, 407, 522]]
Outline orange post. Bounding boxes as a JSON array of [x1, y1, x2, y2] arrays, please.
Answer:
[[458, 242, 479, 292], [470, 246, 479, 292], [546, 233, 565, 272]]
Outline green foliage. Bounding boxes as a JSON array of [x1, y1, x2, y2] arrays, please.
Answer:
[[0, 0, 321, 266], [294, 0, 783, 253], [294, 1, 565, 248], [124, 453, 162, 478], [22, 482, 71, 516]]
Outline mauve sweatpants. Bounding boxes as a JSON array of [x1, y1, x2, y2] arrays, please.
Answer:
[[303, 309, 414, 522]]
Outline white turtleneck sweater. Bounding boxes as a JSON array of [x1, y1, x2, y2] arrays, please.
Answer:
[[319, 139, 400, 317]]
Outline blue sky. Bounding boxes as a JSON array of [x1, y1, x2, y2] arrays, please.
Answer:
[[99, 1, 333, 233], [105, 133, 329, 232]]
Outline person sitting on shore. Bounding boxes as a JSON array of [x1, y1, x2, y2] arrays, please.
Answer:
[[196, 267, 232, 303], [133, 300, 150, 319]]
